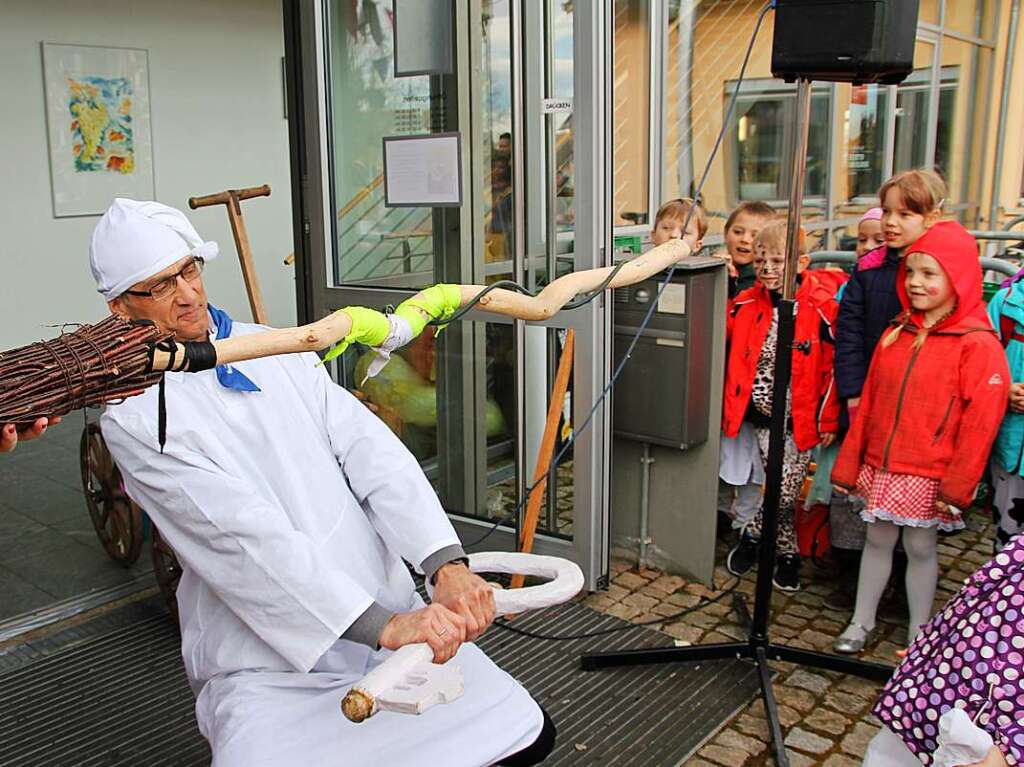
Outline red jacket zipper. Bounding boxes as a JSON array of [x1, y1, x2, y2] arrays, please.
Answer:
[[882, 343, 923, 469]]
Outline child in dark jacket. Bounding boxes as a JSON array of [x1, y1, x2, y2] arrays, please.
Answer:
[[831, 221, 1010, 651], [825, 207, 890, 609], [723, 220, 843, 592], [835, 170, 947, 422]]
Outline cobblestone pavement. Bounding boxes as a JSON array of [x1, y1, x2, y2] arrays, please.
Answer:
[[578, 510, 997, 766]]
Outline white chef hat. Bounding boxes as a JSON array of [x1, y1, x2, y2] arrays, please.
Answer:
[[90, 198, 219, 300]]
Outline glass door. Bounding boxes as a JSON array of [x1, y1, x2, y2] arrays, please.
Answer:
[[291, 0, 613, 587]]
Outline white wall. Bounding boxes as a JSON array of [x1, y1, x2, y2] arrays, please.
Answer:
[[0, 0, 295, 350]]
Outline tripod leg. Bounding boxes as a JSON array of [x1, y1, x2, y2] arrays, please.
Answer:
[[755, 647, 790, 767]]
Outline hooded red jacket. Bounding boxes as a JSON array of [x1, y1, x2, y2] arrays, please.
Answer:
[[832, 221, 1010, 507], [722, 270, 845, 451]]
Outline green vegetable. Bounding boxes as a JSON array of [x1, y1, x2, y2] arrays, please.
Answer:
[[355, 352, 506, 436]]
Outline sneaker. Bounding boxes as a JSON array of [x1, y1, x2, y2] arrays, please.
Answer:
[[773, 554, 802, 592], [726, 536, 759, 576]]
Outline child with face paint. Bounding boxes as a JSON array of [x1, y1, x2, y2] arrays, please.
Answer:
[[829, 171, 947, 615], [716, 202, 781, 534], [722, 220, 845, 591], [831, 221, 1010, 652]]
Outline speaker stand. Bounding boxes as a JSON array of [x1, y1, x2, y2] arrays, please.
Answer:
[[580, 79, 895, 767]]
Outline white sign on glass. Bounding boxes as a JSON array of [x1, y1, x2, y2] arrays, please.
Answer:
[[382, 133, 462, 208], [542, 98, 573, 114], [42, 43, 155, 218]]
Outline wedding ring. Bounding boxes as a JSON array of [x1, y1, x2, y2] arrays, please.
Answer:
[[436, 626, 448, 636]]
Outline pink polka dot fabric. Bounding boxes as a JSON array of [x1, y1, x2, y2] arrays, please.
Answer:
[[873, 536, 1024, 765]]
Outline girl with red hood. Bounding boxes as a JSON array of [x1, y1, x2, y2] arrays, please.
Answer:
[[831, 221, 1010, 653]]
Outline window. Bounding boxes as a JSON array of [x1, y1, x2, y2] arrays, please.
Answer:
[[1020, 147, 1024, 204], [613, 0, 651, 225], [846, 85, 889, 200], [725, 80, 831, 204], [327, 0, 437, 288], [893, 66, 959, 180]]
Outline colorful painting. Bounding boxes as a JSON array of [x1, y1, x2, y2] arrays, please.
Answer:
[[68, 76, 135, 174], [43, 44, 154, 217]]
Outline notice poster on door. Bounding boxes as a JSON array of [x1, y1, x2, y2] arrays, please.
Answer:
[[382, 133, 462, 208]]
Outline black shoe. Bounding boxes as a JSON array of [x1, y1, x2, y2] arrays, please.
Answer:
[[773, 554, 802, 592], [727, 536, 759, 576], [824, 587, 854, 611]]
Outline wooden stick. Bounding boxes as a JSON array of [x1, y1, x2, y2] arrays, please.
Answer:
[[224, 191, 269, 325], [188, 184, 271, 209], [509, 329, 575, 590], [2, 239, 696, 424], [187, 186, 272, 324], [457, 238, 690, 321], [149, 238, 693, 373]]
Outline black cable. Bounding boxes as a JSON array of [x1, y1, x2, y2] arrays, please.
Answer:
[[436, 262, 631, 327], [464, 2, 775, 554], [490, 575, 742, 641]]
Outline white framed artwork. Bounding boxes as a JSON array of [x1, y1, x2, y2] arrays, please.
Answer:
[[42, 43, 155, 218]]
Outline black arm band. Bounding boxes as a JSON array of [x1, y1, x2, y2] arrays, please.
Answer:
[[182, 341, 218, 372]]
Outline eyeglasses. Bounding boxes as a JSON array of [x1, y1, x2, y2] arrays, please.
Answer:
[[124, 258, 205, 300]]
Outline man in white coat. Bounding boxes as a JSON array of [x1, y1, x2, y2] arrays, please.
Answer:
[[91, 199, 554, 766]]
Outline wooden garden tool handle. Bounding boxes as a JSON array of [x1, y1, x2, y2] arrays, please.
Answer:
[[186, 185, 272, 324], [188, 185, 271, 210]]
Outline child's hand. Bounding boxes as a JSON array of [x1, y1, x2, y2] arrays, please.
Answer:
[[935, 499, 956, 515], [832, 484, 849, 495], [819, 432, 836, 448], [965, 746, 1010, 767], [1009, 383, 1024, 412]]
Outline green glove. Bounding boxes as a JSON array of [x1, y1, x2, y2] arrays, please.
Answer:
[[321, 306, 391, 364], [394, 284, 463, 335]]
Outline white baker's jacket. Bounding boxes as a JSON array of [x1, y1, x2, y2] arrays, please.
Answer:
[[102, 318, 542, 766]]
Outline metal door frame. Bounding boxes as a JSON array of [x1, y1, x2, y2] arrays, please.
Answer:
[[284, 0, 613, 588]]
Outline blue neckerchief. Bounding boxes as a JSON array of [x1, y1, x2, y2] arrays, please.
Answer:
[[208, 304, 261, 392]]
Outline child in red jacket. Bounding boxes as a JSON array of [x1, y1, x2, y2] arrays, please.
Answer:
[[831, 221, 1010, 652], [723, 220, 844, 591]]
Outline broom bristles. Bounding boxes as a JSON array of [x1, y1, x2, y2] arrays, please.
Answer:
[[0, 316, 170, 423]]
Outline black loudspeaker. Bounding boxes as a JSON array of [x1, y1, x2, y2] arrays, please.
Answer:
[[771, 0, 920, 84]]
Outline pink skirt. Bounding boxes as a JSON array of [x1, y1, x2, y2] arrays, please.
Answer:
[[855, 464, 964, 531]]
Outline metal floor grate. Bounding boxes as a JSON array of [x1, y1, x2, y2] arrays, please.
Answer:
[[0, 599, 759, 766], [484, 603, 760, 766]]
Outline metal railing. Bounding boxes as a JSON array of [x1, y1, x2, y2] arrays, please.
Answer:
[[809, 250, 1020, 279]]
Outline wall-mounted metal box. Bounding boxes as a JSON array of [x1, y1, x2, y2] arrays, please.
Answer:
[[612, 258, 720, 450]]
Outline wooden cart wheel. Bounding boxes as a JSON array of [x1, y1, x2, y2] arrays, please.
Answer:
[[79, 422, 144, 566], [150, 525, 182, 627]]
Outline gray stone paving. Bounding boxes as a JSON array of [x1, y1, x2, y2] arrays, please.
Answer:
[[582, 511, 997, 766]]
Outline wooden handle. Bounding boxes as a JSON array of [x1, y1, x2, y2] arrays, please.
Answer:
[[189, 185, 271, 210], [509, 330, 575, 591]]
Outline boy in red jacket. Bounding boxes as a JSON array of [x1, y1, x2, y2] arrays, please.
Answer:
[[724, 220, 844, 591], [831, 221, 1010, 652]]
